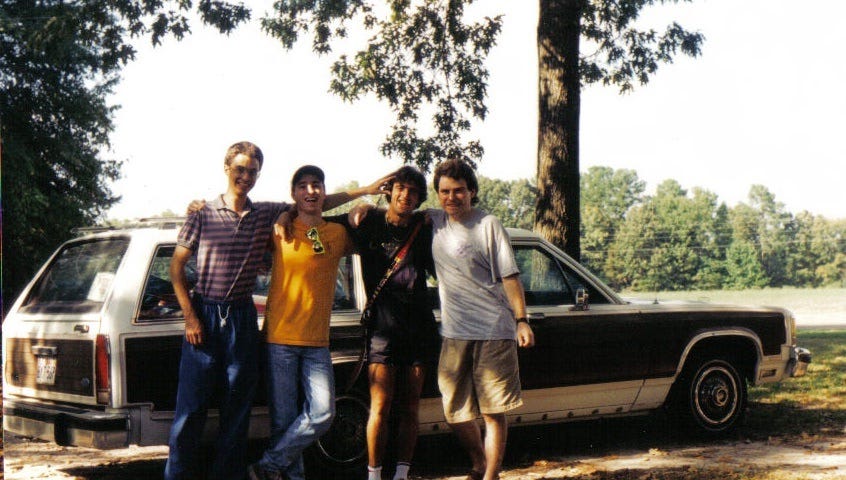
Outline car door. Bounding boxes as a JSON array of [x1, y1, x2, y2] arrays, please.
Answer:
[[512, 244, 654, 392], [124, 243, 202, 411]]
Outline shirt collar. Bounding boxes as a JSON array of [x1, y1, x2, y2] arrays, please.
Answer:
[[212, 194, 254, 213]]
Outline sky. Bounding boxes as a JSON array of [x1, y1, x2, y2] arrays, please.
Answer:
[[106, 0, 846, 221]]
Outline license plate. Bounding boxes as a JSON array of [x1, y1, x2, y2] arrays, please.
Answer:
[[36, 356, 57, 385]]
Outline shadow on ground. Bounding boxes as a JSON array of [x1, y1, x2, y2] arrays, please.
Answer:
[[56, 402, 843, 480]]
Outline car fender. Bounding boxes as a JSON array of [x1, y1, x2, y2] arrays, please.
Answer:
[[674, 327, 763, 381]]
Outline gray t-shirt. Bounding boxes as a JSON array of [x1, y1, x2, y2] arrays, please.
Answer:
[[429, 208, 520, 340]]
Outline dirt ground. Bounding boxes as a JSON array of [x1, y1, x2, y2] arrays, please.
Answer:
[[3, 414, 846, 480]]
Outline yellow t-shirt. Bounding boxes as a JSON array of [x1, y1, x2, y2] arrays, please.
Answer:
[[265, 218, 353, 347]]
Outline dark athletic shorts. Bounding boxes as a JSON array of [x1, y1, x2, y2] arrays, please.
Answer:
[[368, 330, 438, 367]]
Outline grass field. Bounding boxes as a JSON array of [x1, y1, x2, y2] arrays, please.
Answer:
[[747, 330, 846, 436]]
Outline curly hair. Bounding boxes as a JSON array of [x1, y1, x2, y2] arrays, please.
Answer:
[[386, 165, 428, 208]]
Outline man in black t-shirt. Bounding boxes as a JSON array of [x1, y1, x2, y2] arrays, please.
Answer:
[[336, 166, 438, 480]]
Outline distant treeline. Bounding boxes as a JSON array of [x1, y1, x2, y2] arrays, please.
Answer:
[[446, 167, 845, 291]]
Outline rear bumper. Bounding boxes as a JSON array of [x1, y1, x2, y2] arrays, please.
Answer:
[[3, 398, 129, 449], [788, 346, 812, 377]]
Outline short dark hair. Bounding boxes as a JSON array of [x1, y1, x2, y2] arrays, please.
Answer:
[[433, 158, 479, 205], [291, 165, 325, 190], [224, 141, 264, 169], [386, 165, 428, 208]]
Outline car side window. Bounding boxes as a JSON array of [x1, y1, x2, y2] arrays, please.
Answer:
[[333, 255, 357, 310], [513, 246, 573, 306], [137, 245, 198, 322], [138, 249, 357, 321], [513, 245, 612, 306]]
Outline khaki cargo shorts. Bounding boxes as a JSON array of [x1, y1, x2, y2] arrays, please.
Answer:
[[437, 338, 523, 423]]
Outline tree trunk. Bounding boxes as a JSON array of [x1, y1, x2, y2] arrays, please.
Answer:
[[536, 0, 582, 261]]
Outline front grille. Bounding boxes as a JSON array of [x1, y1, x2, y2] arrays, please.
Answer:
[[5, 338, 95, 397]]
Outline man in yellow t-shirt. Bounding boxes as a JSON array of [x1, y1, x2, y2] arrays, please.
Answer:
[[249, 165, 353, 480]]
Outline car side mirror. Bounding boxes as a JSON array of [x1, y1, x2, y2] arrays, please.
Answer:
[[570, 288, 589, 311]]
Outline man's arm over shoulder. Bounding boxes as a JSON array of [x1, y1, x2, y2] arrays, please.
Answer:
[[324, 213, 364, 253], [324, 172, 394, 210], [325, 213, 352, 230], [253, 200, 292, 221], [331, 221, 357, 257]]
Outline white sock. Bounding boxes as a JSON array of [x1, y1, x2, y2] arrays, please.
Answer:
[[368, 465, 382, 480], [393, 462, 411, 480]]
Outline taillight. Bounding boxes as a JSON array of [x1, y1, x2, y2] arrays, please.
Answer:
[[95, 334, 111, 405]]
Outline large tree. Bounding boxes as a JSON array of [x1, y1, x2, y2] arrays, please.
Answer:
[[258, 0, 703, 260], [1, 0, 250, 312], [536, 0, 702, 259]]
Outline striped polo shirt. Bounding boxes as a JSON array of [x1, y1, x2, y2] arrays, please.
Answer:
[[178, 195, 289, 302]]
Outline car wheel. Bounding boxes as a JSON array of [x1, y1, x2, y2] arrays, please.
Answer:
[[309, 392, 370, 473], [679, 358, 747, 434]]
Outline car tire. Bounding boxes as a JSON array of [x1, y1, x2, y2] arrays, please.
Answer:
[[675, 357, 747, 435], [308, 391, 370, 475]]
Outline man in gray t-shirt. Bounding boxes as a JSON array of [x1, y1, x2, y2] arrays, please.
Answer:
[[430, 159, 534, 480]]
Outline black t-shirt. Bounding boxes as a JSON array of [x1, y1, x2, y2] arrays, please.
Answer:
[[330, 210, 436, 336]]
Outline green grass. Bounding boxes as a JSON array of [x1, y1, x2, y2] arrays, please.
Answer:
[[744, 329, 846, 438]]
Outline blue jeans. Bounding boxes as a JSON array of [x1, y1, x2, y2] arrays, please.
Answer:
[[259, 344, 335, 480], [164, 297, 259, 480]]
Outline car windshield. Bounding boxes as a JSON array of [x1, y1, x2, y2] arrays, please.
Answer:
[[21, 238, 130, 314]]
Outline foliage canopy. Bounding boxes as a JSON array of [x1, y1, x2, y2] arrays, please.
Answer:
[[0, 0, 251, 311]]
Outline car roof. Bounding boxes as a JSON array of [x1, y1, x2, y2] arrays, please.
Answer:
[[70, 218, 185, 244], [72, 223, 541, 246], [506, 227, 537, 241]]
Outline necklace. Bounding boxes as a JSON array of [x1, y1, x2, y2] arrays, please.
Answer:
[[384, 216, 409, 243], [375, 214, 412, 256]]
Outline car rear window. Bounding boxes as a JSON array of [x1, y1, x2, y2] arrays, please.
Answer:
[[20, 238, 130, 314]]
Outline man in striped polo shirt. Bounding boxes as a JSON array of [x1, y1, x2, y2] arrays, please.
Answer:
[[165, 142, 388, 480]]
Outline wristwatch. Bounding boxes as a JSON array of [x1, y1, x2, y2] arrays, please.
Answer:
[[515, 317, 530, 325]]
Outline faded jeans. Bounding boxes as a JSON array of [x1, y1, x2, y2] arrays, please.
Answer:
[[258, 344, 335, 480]]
